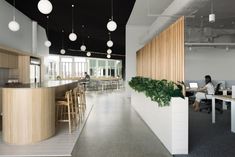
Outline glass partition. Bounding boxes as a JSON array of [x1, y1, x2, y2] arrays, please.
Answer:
[[44, 55, 122, 80]]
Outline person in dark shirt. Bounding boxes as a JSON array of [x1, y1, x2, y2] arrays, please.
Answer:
[[84, 72, 90, 82]]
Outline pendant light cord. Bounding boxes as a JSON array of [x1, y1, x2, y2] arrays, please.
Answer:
[[111, 0, 113, 20], [109, 32, 111, 40], [82, 25, 85, 44], [211, 0, 213, 14], [46, 16, 49, 38], [61, 30, 64, 48], [72, 5, 74, 32], [13, 0, 16, 20]]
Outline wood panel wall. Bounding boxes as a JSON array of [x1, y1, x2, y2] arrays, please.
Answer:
[[136, 17, 184, 82], [18, 56, 30, 83], [3, 88, 55, 145]]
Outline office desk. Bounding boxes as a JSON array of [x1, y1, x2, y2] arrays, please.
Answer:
[[212, 95, 235, 133], [186, 88, 198, 92]]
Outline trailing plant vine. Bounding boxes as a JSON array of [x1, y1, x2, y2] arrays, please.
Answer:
[[129, 77, 184, 107]]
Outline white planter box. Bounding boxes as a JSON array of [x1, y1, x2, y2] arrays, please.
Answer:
[[131, 90, 188, 155]]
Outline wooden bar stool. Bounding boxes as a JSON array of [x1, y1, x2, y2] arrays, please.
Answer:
[[56, 90, 76, 133], [73, 87, 81, 123], [78, 84, 86, 113]]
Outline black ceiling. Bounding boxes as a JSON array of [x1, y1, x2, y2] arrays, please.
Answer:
[[5, 0, 135, 59]]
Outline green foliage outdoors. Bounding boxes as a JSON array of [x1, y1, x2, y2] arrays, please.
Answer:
[[129, 77, 184, 107]]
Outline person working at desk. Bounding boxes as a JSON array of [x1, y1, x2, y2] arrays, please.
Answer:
[[193, 75, 215, 112]]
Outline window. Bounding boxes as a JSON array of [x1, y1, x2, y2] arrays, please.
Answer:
[[44, 55, 122, 80]]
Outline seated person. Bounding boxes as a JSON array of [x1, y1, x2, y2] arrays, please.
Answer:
[[193, 75, 215, 112], [56, 75, 61, 80], [84, 72, 90, 82]]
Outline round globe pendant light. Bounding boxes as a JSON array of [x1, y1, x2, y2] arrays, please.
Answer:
[[209, 0, 215, 23], [60, 49, 65, 54], [107, 54, 111, 58], [107, 20, 117, 32], [107, 0, 117, 32], [44, 40, 51, 47], [107, 40, 113, 47], [107, 49, 112, 54], [8, 0, 20, 32], [69, 5, 77, 41], [38, 0, 53, 15], [69, 32, 77, 41], [44, 16, 51, 47], [8, 20, 20, 32], [80, 45, 86, 51], [107, 32, 113, 47], [86, 52, 91, 57], [60, 30, 66, 54]]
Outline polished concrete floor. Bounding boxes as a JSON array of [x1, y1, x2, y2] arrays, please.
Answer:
[[72, 90, 172, 157]]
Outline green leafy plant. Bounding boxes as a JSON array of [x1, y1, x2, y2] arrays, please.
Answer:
[[129, 77, 184, 107]]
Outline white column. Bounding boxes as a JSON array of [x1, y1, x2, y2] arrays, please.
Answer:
[[105, 60, 108, 77], [95, 59, 98, 77], [87, 59, 90, 75], [114, 61, 117, 77], [32, 21, 38, 54]]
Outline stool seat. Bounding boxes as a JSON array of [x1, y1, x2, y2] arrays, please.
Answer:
[[56, 90, 76, 133]]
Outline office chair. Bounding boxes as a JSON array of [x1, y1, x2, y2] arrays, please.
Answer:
[[199, 83, 223, 114]]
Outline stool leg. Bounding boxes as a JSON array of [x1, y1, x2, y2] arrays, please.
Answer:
[[68, 103, 72, 134], [83, 93, 86, 110], [56, 105, 59, 126]]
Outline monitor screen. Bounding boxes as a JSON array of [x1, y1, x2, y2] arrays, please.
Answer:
[[189, 83, 198, 88]]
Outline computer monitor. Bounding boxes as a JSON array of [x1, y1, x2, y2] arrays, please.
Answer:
[[189, 82, 198, 89]]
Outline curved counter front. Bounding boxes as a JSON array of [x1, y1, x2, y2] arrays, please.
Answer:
[[2, 80, 77, 145]]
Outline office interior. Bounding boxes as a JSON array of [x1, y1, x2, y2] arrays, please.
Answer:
[[1, 0, 235, 157]]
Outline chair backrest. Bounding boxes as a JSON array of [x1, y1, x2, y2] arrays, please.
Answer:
[[215, 83, 222, 95]]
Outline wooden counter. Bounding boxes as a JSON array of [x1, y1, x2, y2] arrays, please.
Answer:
[[2, 80, 77, 145]]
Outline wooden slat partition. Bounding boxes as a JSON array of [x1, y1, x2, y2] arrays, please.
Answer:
[[136, 17, 184, 82]]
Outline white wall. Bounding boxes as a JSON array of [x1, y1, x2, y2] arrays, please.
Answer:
[[0, 0, 48, 56], [37, 26, 49, 56], [125, 25, 148, 96], [185, 47, 235, 80]]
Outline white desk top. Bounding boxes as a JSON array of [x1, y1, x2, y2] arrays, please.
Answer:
[[213, 95, 235, 102]]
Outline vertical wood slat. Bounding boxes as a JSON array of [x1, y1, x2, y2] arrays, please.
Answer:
[[136, 17, 184, 82]]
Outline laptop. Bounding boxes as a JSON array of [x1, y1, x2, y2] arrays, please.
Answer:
[[189, 82, 198, 89]]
